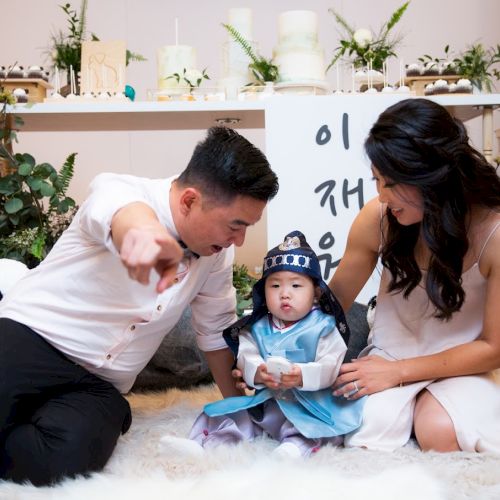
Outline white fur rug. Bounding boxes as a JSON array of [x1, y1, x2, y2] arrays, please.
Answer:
[[1, 384, 500, 500]]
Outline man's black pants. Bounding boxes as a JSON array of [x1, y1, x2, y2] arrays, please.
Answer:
[[0, 318, 132, 486]]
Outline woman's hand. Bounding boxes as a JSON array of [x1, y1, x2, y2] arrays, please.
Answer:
[[332, 355, 403, 400]]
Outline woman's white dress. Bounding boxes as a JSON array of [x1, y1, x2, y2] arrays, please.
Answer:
[[345, 222, 500, 453]]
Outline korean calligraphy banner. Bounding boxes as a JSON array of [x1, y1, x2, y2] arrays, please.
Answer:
[[265, 94, 408, 304]]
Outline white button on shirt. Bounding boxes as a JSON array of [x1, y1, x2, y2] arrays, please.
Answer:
[[0, 173, 237, 393]]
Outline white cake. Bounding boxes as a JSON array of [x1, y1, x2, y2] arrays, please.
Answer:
[[273, 10, 326, 83], [157, 45, 197, 90]]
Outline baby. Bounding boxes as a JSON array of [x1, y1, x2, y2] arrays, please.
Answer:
[[160, 230, 364, 458]]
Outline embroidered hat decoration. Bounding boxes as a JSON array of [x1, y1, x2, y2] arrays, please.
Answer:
[[261, 231, 322, 283]]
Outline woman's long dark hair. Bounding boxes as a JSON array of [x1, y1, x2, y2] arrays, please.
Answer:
[[365, 98, 500, 320]]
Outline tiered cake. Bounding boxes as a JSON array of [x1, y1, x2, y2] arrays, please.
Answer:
[[273, 10, 326, 83]]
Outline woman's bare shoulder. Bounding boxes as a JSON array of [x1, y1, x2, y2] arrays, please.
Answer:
[[349, 197, 383, 251]]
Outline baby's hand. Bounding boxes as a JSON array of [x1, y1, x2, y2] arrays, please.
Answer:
[[255, 363, 280, 389], [280, 365, 303, 389]]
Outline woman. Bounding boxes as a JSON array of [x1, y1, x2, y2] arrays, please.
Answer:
[[330, 98, 500, 453]]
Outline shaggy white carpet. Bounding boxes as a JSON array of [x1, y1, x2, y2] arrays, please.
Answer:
[[1, 384, 499, 500]]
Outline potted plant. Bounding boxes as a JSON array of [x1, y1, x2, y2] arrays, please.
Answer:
[[0, 83, 77, 267], [327, 2, 410, 72], [232, 263, 258, 317], [453, 43, 500, 92], [48, 0, 146, 94], [222, 23, 280, 85]]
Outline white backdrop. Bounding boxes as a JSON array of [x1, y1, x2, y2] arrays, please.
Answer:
[[265, 94, 411, 303]]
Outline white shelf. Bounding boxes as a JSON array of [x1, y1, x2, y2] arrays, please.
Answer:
[[10, 100, 266, 131], [8, 94, 499, 132], [427, 93, 500, 122]]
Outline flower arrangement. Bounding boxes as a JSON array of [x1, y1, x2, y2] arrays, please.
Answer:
[[222, 23, 279, 84], [48, 1, 146, 77], [327, 2, 410, 72], [48, 0, 89, 74], [165, 68, 210, 93]]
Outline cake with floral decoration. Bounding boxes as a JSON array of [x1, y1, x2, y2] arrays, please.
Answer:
[[273, 10, 326, 83]]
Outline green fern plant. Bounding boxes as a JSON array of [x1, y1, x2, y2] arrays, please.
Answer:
[[222, 23, 279, 84]]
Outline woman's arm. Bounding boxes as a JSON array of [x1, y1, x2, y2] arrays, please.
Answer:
[[329, 197, 381, 311]]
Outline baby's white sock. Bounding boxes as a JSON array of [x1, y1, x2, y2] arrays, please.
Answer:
[[158, 435, 205, 458], [272, 441, 302, 459]]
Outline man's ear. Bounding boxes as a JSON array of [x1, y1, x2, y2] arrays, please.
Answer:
[[179, 187, 200, 215]]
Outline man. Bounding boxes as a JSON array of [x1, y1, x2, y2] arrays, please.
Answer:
[[0, 127, 278, 486]]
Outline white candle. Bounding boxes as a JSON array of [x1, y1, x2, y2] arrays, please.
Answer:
[[55, 66, 60, 93], [69, 65, 74, 94]]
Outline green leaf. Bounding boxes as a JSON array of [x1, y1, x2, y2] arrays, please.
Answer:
[[386, 2, 410, 33], [34, 162, 56, 179], [40, 181, 56, 197], [18, 163, 33, 176], [30, 231, 46, 260], [8, 213, 20, 225], [19, 153, 36, 168], [0, 176, 16, 194], [27, 177, 43, 191], [57, 152, 76, 195], [5, 197, 23, 214]]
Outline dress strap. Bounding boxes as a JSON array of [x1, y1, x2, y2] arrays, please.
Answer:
[[478, 220, 500, 263], [378, 202, 385, 253]]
